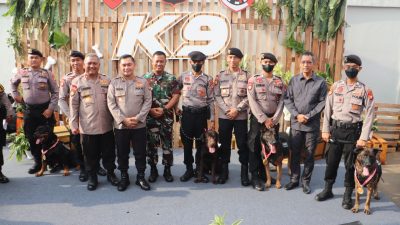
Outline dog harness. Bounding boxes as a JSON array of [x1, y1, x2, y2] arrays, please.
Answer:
[[354, 163, 377, 194], [41, 138, 60, 161], [261, 143, 273, 160]]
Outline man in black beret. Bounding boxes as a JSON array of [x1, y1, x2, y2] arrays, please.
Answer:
[[28, 48, 43, 58]]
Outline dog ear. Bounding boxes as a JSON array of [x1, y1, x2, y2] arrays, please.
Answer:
[[353, 147, 363, 155]]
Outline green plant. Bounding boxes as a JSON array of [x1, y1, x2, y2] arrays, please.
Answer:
[[9, 130, 30, 162], [15, 103, 26, 113], [371, 119, 378, 132], [285, 36, 305, 54], [223, 54, 250, 71], [273, 63, 293, 84], [252, 0, 272, 23], [315, 63, 334, 86], [209, 214, 242, 225]]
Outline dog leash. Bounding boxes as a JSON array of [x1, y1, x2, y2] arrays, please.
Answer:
[[354, 164, 377, 188], [41, 138, 60, 161]]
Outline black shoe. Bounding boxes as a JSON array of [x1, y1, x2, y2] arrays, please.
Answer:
[[218, 163, 229, 184], [180, 169, 194, 182], [118, 171, 130, 192], [315, 183, 334, 201], [251, 178, 265, 191], [241, 164, 250, 186], [284, 182, 299, 190], [97, 166, 107, 176], [28, 163, 41, 174], [79, 170, 88, 182], [107, 171, 119, 186], [0, 171, 9, 183], [148, 165, 159, 183], [342, 187, 354, 210], [302, 182, 311, 194], [136, 176, 151, 191], [87, 174, 98, 191], [163, 166, 174, 182]]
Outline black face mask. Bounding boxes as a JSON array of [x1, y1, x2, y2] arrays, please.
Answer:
[[345, 68, 359, 79], [192, 64, 203, 73], [262, 64, 275, 73]]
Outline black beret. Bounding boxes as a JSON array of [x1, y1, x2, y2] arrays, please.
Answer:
[[189, 51, 207, 61], [69, 50, 85, 60], [227, 48, 243, 59], [344, 54, 362, 66], [28, 48, 43, 57], [261, 53, 277, 63]]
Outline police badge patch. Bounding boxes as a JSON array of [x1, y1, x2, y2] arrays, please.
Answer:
[[220, 0, 254, 12], [162, 0, 187, 6]]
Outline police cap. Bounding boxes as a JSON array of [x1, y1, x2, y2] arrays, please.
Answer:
[[261, 52, 277, 63], [227, 48, 243, 59], [28, 48, 43, 57], [189, 51, 207, 61], [344, 54, 362, 66]]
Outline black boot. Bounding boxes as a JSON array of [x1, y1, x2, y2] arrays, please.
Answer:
[[218, 163, 229, 184], [107, 170, 119, 186], [240, 164, 250, 186], [87, 173, 98, 191], [118, 170, 130, 192], [28, 162, 41, 174], [163, 166, 174, 182], [251, 172, 265, 191], [79, 168, 88, 182], [315, 182, 334, 201], [0, 167, 9, 183], [97, 166, 107, 176], [148, 165, 159, 183], [180, 165, 194, 182], [136, 172, 151, 191], [342, 187, 354, 210]]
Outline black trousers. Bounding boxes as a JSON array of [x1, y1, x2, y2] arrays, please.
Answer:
[[289, 128, 319, 184], [324, 126, 360, 188], [23, 105, 55, 164], [81, 131, 116, 174], [115, 128, 147, 173], [248, 115, 279, 177], [180, 109, 208, 167], [71, 134, 84, 169], [0, 124, 4, 167], [219, 118, 248, 165]]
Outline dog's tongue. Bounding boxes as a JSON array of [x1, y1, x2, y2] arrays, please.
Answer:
[[36, 139, 41, 145], [269, 143, 276, 154], [362, 167, 370, 176], [209, 147, 215, 154]]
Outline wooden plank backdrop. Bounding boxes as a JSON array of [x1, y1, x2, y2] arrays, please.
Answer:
[[15, 0, 346, 147]]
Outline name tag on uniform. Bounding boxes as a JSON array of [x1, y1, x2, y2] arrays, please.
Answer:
[[100, 79, 109, 87]]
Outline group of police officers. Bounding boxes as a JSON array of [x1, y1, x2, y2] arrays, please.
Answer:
[[0, 47, 375, 210]]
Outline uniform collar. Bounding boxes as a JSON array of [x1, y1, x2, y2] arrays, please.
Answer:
[[299, 72, 316, 81]]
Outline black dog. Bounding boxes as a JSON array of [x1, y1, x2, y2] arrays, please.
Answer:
[[34, 125, 77, 177], [195, 130, 222, 184]]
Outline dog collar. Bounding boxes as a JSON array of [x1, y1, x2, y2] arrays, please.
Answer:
[[41, 138, 60, 160], [354, 165, 377, 187]]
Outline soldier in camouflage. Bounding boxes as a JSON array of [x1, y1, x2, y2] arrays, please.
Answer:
[[143, 51, 181, 183]]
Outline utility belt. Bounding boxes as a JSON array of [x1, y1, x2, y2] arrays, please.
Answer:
[[182, 105, 209, 115], [332, 120, 362, 130], [26, 102, 50, 111]]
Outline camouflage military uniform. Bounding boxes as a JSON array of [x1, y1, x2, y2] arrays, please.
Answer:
[[143, 72, 180, 166]]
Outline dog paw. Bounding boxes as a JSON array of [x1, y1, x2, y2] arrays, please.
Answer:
[[265, 182, 271, 188], [351, 207, 359, 213], [35, 173, 44, 177], [364, 208, 371, 215], [63, 172, 70, 176], [276, 183, 282, 189]]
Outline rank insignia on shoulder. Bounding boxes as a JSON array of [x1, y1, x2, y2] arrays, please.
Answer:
[[367, 89, 374, 100]]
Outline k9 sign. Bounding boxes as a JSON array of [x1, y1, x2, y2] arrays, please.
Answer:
[[112, 12, 231, 60]]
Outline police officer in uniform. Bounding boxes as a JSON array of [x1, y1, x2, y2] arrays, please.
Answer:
[[69, 53, 119, 191], [10, 49, 59, 174], [58, 50, 89, 181], [178, 51, 215, 182], [214, 48, 251, 185], [108, 54, 152, 191], [0, 84, 12, 183], [284, 51, 327, 194], [247, 53, 286, 191], [143, 51, 180, 183], [315, 55, 375, 209]]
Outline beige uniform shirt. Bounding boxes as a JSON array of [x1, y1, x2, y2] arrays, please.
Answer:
[[107, 76, 152, 129], [10, 68, 59, 110], [247, 74, 286, 124], [214, 69, 251, 120], [58, 72, 82, 118], [178, 71, 215, 120], [322, 79, 375, 141], [69, 74, 113, 135], [0, 84, 12, 117]]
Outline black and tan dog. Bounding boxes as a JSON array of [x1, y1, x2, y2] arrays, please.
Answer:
[[351, 148, 382, 215], [260, 126, 284, 189], [34, 125, 77, 177], [194, 130, 221, 184]]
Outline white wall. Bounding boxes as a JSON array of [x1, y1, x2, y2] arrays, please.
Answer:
[[344, 4, 400, 104], [0, 3, 16, 94]]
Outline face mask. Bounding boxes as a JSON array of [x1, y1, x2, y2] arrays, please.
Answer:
[[192, 64, 203, 73], [345, 68, 359, 79], [262, 64, 275, 73]]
